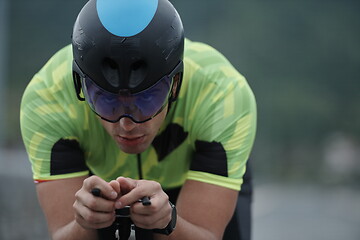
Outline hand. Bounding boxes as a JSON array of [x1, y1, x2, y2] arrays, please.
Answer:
[[116, 177, 172, 230], [73, 175, 119, 229]]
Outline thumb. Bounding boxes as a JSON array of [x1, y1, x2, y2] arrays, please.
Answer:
[[116, 177, 137, 195], [109, 180, 120, 198]]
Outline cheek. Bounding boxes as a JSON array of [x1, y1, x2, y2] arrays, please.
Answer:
[[100, 119, 115, 134], [143, 107, 167, 134], [154, 107, 168, 125]]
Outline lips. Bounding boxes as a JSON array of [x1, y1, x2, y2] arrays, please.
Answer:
[[116, 135, 145, 147]]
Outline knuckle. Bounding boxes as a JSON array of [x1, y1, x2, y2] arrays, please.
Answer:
[[73, 202, 79, 215], [74, 189, 81, 199], [72, 201, 77, 210], [151, 181, 161, 189], [83, 175, 99, 186], [87, 198, 98, 210], [147, 203, 160, 213], [163, 194, 169, 202], [84, 212, 96, 223], [83, 208, 97, 223], [83, 177, 90, 185]]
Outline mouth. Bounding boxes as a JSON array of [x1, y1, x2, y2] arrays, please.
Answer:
[[115, 135, 145, 146]]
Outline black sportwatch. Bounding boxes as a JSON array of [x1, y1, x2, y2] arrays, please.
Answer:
[[153, 201, 177, 235]]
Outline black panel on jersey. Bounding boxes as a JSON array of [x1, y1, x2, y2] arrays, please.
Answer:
[[50, 138, 88, 175], [190, 140, 228, 177], [152, 123, 188, 161]]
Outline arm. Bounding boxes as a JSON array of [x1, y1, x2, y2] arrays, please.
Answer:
[[36, 176, 96, 240], [161, 180, 238, 240], [36, 176, 119, 240]]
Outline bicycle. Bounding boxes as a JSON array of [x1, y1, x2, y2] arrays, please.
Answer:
[[92, 188, 154, 240]]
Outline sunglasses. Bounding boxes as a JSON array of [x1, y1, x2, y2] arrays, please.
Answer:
[[73, 61, 183, 123]]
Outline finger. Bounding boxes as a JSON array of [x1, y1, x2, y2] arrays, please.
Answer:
[[116, 180, 160, 208], [108, 180, 120, 198], [131, 194, 169, 216], [83, 176, 118, 200], [74, 199, 116, 229], [116, 177, 137, 195], [76, 191, 116, 213], [75, 210, 115, 229]]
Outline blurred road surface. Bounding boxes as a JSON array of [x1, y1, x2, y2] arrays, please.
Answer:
[[253, 182, 360, 240], [1, 149, 359, 240]]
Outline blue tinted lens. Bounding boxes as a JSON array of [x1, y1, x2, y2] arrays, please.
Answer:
[[82, 72, 172, 123], [74, 61, 183, 123]]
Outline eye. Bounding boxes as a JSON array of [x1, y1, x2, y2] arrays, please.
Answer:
[[100, 95, 117, 105], [140, 93, 153, 102], [105, 97, 117, 104]]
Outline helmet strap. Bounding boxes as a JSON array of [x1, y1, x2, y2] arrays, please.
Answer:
[[167, 72, 183, 112], [73, 71, 85, 101]]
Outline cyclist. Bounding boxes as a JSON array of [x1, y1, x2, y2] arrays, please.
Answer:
[[20, 0, 257, 239]]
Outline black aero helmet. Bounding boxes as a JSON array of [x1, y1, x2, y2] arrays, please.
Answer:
[[72, 0, 184, 123]]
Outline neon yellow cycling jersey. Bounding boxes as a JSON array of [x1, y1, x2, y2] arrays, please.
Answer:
[[20, 39, 257, 191]]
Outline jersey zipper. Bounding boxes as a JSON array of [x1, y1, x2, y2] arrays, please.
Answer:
[[137, 154, 143, 179]]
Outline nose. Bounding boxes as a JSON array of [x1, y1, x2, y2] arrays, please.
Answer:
[[119, 117, 137, 132]]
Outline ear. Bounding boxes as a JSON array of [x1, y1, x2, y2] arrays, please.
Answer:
[[170, 72, 183, 102]]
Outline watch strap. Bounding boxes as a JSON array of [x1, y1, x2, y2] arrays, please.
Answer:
[[153, 201, 177, 235]]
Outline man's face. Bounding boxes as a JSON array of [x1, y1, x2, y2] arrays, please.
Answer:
[[100, 105, 168, 154]]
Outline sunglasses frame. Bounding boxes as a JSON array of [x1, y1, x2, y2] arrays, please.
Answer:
[[72, 61, 183, 123]]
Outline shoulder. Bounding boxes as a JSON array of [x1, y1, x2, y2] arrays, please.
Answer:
[[183, 39, 245, 87], [181, 39, 251, 104], [37, 44, 73, 82], [22, 45, 73, 98], [21, 44, 74, 104], [48, 44, 73, 64], [174, 39, 256, 140], [20, 45, 102, 181], [20, 44, 88, 143], [184, 39, 230, 68]]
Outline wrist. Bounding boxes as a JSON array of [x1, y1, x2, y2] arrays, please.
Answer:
[[153, 201, 177, 235], [53, 220, 98, 240]]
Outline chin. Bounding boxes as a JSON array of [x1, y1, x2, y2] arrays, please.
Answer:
[[117, 143, 149, 154]]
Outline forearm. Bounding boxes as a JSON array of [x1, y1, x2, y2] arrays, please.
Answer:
[[154, 215, 219, 240], [52, 220, 98, 240]]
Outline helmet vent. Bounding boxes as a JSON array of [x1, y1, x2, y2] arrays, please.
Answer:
[[102, 58, 120, 88], [129, 60, 147, 88]]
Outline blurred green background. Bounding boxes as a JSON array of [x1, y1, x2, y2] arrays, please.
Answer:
[[1, 0, 359, 239], [3, 0, 359, 183]]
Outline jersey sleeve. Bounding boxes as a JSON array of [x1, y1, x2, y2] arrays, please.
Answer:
[[182, 40, 257, 191], [20, 45, 90, 182]]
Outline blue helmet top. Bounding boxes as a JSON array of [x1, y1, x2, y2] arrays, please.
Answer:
[[97, 0, 158, 37], [72, 0, 184, 93]]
